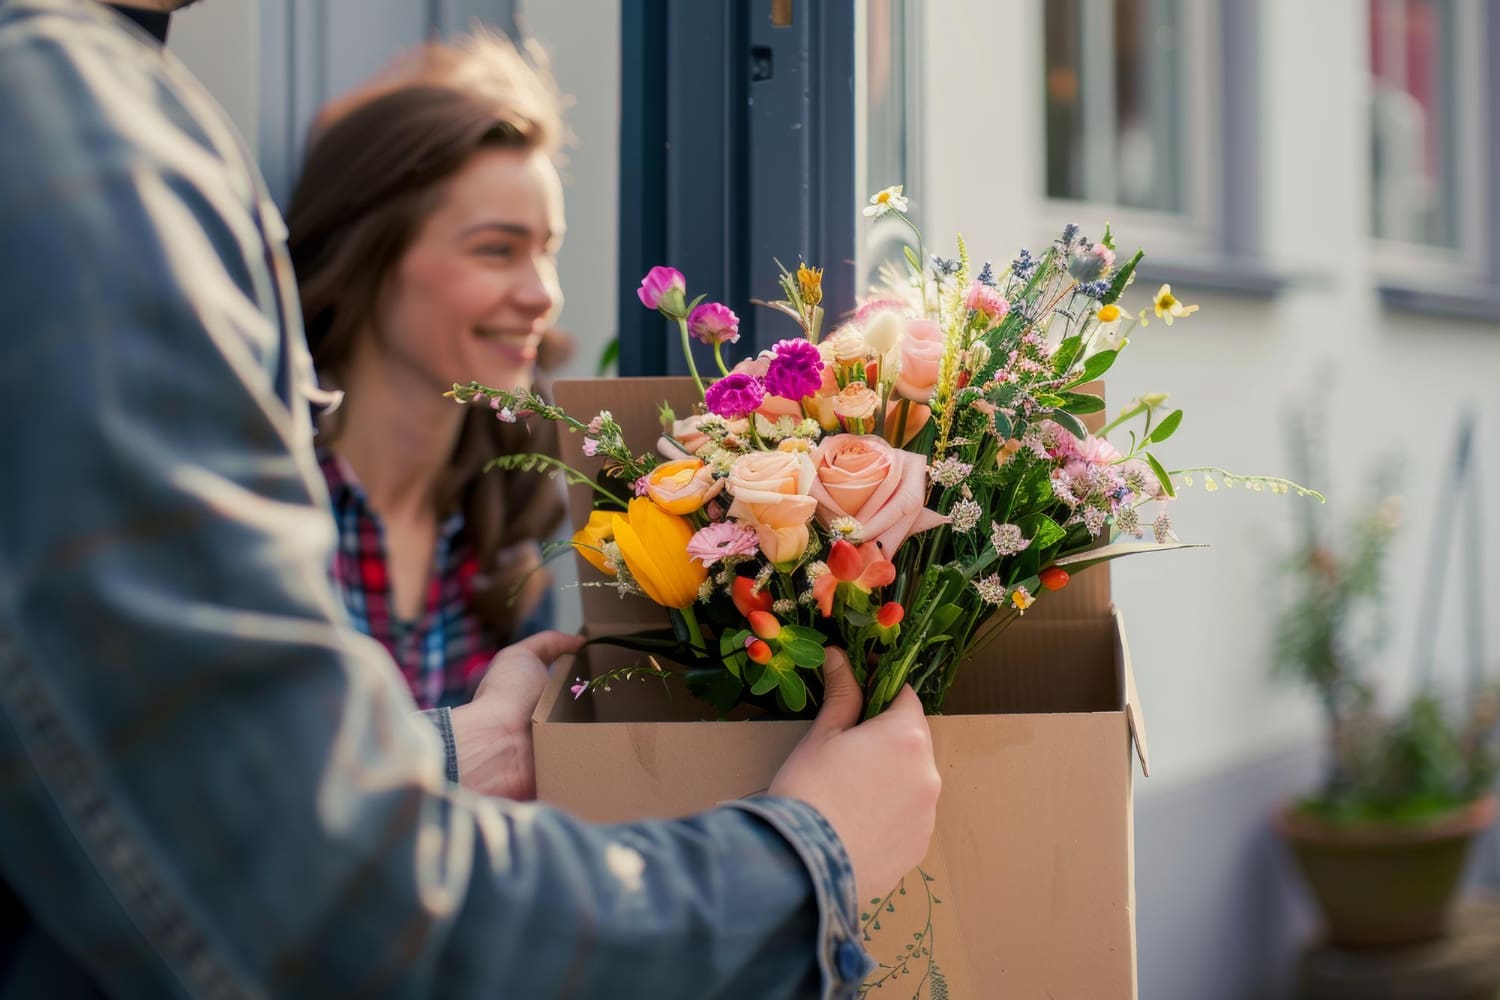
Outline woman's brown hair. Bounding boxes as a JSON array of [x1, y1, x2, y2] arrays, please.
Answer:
[[287, 66, 568, 640]]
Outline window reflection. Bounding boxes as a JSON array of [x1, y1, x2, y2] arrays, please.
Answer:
[[1370, 0, 1457, 247], [1044, 0, 1184, 214]]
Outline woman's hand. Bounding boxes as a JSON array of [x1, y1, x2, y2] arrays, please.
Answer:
[[449, 630, 585, 799]]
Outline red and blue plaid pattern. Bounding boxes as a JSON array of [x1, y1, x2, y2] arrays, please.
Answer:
[[319, 452, 498, 709]]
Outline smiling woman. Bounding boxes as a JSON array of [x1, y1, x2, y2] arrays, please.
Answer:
[[286, 35, 570, 711]]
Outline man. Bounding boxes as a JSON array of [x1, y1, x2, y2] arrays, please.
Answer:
[[0, 1, 940, 997]]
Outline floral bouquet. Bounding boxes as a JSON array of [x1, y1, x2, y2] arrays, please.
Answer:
[[450, 186, 1319, 720]]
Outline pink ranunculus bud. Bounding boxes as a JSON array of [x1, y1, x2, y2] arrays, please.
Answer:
[[687, 301, 741, 345], [637, 266, 687, 317]]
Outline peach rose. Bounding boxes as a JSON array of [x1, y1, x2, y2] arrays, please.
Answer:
[[727, 449, 815, 505], [893, 318, 944, 403], [832, 382, 879, 422], [808, 434, 948, 553], [802, 355, 841, 431], [646, 458, 724, 515], [728, 494, 818, 565]]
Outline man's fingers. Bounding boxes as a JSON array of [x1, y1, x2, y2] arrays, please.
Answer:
[[508, 630, 585, 665], [806, 648, 863, 740]]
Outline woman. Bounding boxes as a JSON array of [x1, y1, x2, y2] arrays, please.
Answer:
[[287, 41, 568, 710]]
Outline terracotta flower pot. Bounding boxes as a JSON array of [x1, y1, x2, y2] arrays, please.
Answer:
[[1275, 794, 1498, 949]]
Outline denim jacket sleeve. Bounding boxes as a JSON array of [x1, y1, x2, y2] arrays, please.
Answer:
[[0, 8, 870, 998]]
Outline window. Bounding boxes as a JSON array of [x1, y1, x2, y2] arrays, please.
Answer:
[[1042, 0, 1216, 254], [857, 0, 924, 294], [1368, 0, 1485, 284]]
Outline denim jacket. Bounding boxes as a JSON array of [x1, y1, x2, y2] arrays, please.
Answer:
[[0, 2, 872, 996]]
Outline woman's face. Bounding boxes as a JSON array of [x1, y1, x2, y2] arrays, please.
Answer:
[[374, 147, 565, 396]]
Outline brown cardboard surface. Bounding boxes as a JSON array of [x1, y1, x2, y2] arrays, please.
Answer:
[[535, 612, 1139, 998], [538, 377, 1144, 997]]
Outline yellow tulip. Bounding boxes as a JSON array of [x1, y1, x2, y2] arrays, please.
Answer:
[[611, 497, 709, 608], [570, 509, 617, 576]]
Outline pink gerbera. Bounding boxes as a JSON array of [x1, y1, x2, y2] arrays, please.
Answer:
[[686, 522, 761, 567]]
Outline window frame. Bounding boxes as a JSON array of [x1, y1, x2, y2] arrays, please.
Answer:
[[1367, 0, 1489, 293], [1038, 0, 1221, 261]]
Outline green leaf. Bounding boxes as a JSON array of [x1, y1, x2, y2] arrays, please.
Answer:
[[1145, 408, 1183, 445], [1052, 335, 1084, 374], [1102, 249, 1144, 305], [749, 663, 780, 697], [777, 671, 808, 712], [782, 638, 826, 668], [779, 624, 827, 644], [1050, 408, 1088, 441], [903, 245, 922, 276], [844, 609, 874, 628], [685, 668, 744, 714], [930, 603, 963, 635], [1070, 349, 1118, 386], [991, 409, 1014, 440], [1144, 451, 1177, 498], [1058, 391, 1105, 415], [1053, 540, 1207, 575], [686, 292, 708, 311], [595, 337, 621, 376], [1034, 392, 1065, 409], [1018, 512, 1067, 551]]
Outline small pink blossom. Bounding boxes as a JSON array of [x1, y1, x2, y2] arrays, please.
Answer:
[[633, 475, 652, 497], [636, 266, 687, 316], [963, 282, 1010, 320], [1092, 243, 1116, 268], [570, 679, 587, 700], [582, 437, 600, 457], [687, 302, 741, 346], [686, 522, 761, 567]]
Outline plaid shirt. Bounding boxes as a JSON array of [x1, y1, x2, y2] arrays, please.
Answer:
[[319, 451, 497, 710], [0, 2, 873, 996]]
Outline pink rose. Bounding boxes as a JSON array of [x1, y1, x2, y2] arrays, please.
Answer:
[[893, 318, 944, 403], [808, 434, 948, 553]]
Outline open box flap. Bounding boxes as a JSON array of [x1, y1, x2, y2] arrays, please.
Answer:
[[1112, 606, 1150, 775]]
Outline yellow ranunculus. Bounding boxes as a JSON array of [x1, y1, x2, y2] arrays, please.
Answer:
[[611, 497, 709, 608], [570, 509, 617, 576]]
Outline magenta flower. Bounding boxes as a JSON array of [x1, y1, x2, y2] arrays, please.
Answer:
[[704, 372, 765, 419], [637, 266, 687, 316], [686, 522, 761, 567], [764, 338, 825, 401], [570, 678, 588, 700], [688, 302, 741, 346]]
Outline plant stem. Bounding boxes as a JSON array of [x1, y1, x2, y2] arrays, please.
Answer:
[[677, 317, 707, 397], [678, 603, 707, 652], [713, 341, 731, 377]]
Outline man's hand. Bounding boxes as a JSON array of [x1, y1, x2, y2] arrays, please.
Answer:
[[768, 648, 940, 904], [448, 631, 585, 799]]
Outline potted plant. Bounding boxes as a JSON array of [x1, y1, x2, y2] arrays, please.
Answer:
[[1271, 431, 1499, 948]]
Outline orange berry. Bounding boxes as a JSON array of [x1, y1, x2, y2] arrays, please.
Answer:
[[746, 639, 773, 664], [749, 610, 782, 641], [876, 601, 905, 628], [1040, 567, 1070, 591]]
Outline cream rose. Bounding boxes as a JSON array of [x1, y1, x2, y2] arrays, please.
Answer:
[[808, 434, 948, 553], [727, 449, 815, 505]]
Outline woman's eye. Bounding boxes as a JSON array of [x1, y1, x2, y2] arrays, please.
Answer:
[[478, 244, 518, 259]]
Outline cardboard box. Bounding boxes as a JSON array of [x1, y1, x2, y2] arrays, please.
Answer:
[[534, 377, 1150, 999]]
